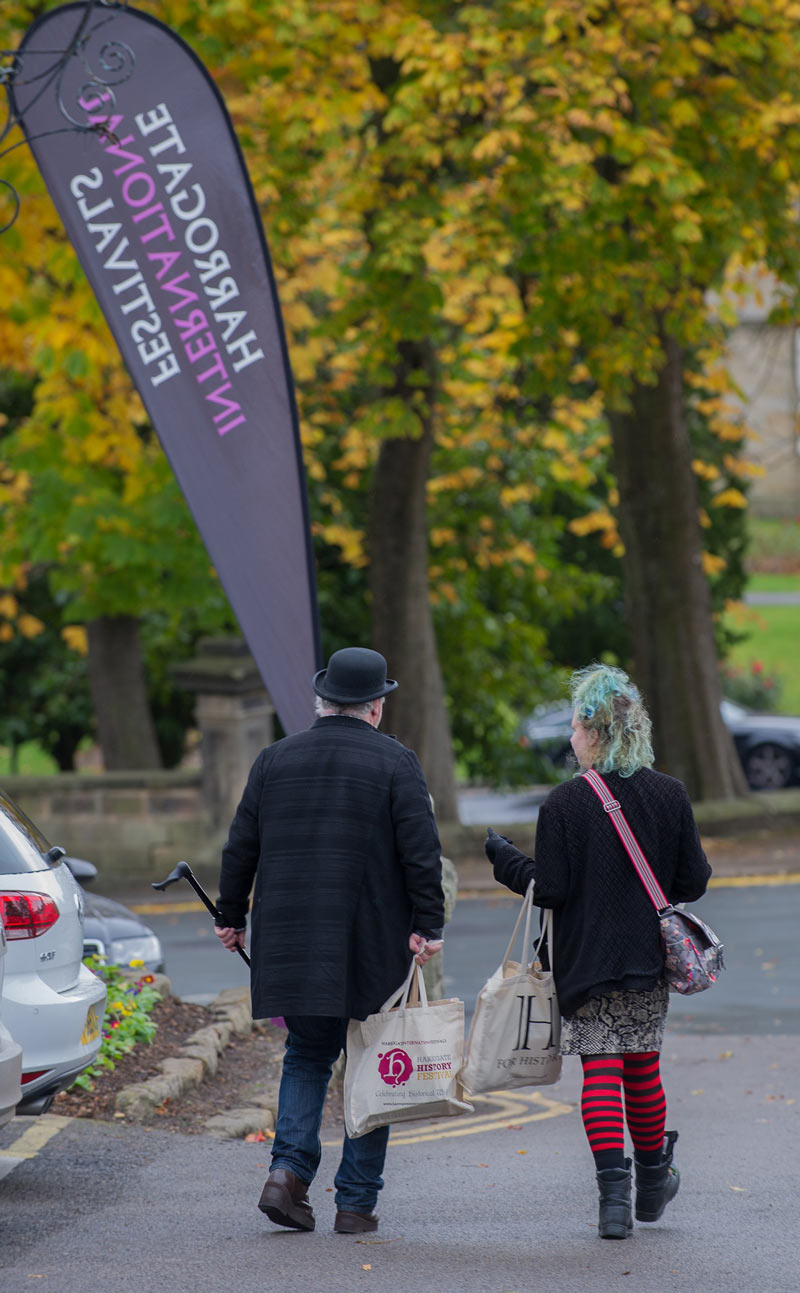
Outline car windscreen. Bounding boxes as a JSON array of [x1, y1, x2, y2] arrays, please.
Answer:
[[0, 791, 51, 874]]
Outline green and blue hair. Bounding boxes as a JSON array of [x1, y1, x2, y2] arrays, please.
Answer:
[[569, 663, 654, 777]]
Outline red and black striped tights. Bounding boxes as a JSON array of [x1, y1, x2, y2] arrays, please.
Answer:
[[580, 1052, 666, 1169]]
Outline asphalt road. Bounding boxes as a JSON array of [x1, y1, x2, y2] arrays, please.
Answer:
[[138, 880, 800, 1036], [458, 786, 548, 824], [1, 880, 798, 1291]]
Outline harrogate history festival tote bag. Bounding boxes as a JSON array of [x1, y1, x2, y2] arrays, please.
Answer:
[[460, 881, 561, 1096], [344, 962, 473, 1139]]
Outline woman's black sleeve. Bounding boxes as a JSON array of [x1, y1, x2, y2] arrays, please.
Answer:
[[668, 792, 712, 904], [489, 837, 536, 896]]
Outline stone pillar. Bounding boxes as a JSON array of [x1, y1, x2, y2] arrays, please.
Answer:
[[173, 638, 274, 827]]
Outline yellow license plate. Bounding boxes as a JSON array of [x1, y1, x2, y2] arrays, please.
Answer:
[[81, 1005, 101, 1046]]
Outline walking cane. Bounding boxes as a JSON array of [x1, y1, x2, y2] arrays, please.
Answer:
[[152, 860, 251, 967]]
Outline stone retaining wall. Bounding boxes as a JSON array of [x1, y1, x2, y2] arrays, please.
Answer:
[[4, 770, 224, 884]]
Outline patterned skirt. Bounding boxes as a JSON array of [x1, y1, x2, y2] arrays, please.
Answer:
[[560, 981, 669, 1056]]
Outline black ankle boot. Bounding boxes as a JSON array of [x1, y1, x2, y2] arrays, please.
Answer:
[[596, 1160, 633, 1239], [635, 1130, 680, 1222]]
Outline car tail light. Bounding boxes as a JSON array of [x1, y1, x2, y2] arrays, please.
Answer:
[[20, 1070, 51, 1085], [0, 892, 60, 939]]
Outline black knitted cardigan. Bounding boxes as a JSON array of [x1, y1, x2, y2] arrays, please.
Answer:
[[489, 767, 712, 1015]]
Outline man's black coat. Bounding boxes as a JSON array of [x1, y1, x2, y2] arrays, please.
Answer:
[[217, 715, 445, 1021]]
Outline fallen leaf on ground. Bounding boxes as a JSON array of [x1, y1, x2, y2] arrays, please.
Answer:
[[244, 1130, 273, 1142]]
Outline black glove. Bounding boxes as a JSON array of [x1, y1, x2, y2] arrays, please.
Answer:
[[484, 826, 514, 864]]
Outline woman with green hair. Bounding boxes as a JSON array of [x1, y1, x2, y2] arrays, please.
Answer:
[[485, 663, 711, 1241]]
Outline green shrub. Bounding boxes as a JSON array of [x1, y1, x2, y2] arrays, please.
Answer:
[[721, 660, 783, 712]]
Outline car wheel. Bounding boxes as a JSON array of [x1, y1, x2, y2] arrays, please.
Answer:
[[742, 743, 794, 791]]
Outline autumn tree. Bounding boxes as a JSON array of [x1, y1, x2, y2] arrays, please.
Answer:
[[436, 0, 800, 798], [214, 0, 788, 802], [158, 0, 625, 813], [5, 1, 792, 804]]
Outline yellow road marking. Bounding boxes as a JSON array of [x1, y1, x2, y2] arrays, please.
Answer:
[[708, 873, 800, 888], [131, 900, 206, 915], [0, 1114, 72, 1160], [322, 1089, 572, 1148]]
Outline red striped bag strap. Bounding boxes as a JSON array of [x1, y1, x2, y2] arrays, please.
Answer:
[[581, 768, 670, 915]]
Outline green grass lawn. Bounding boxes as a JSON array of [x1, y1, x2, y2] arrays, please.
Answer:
[[0, 742, 59, 777], [725, 602, 800, 713], [747, 572, 800, 593], [722, 517, 800, 713], [747, 516, 800, 573]]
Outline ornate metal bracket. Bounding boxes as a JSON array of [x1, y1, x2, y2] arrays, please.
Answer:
[[0, 0, 135, 233]]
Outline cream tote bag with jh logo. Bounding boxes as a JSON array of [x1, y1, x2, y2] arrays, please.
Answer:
[[344, 962, 473, 1139], [460, 881, 561, 1096]]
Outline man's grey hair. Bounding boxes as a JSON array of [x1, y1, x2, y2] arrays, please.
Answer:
[[314, 696, 375, 719]]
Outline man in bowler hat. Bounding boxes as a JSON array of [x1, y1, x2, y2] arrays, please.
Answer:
[[214, 647, 445, 1234]]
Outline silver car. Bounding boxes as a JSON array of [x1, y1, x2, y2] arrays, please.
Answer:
[[0, 789, 107, 1114], [0, 920, 22, 1128]]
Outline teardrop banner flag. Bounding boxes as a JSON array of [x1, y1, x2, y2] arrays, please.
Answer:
[[12, 2, 322, 735]]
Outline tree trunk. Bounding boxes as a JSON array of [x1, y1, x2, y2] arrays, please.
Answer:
[[86, 616, 163, 770], [51, 733, 80, 772], [368, 407, 459, 821], [608, 334, 749, 801]]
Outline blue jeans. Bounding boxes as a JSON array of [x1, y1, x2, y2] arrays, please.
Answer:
[[271, 1015, 390, 1214]]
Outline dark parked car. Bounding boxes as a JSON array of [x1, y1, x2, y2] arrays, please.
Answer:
[[521, 699, 800, 791], [520, 703, 575, 769], [64, 857, 164, 972], [722, 699, 800, 791]]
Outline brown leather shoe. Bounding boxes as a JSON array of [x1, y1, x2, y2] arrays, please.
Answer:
[[258, 1169, 315, 1231], [334, 1209, 379, 1234]]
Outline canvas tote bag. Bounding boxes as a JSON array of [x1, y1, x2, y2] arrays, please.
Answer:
[[344, 960, 473, 1139], [460, 880, 562, 1095]]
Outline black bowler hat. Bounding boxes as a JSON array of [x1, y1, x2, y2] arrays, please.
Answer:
[[313, 647, 398, 704]]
